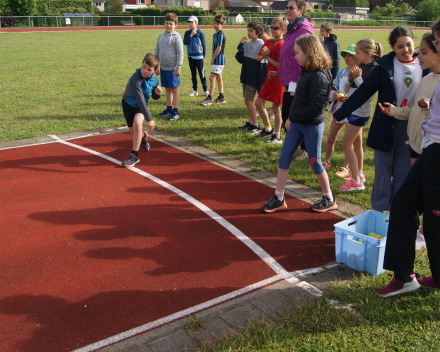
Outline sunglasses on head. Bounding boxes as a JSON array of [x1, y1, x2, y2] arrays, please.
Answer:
[[433, 38, 440, 47], [285, 6, 296, 10], [270, 26, 280, 30]]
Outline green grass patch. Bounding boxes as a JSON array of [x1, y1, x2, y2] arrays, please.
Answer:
[[197, 249, 440, 352], [0, 28, 430, 208]]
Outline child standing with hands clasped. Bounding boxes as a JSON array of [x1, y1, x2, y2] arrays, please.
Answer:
[[261, 34, 336, 213], [334, 27, 430, 211], [376, 23, 440, 297], [338, 39, 383, 191]]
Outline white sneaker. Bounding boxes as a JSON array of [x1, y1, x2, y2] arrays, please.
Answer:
[[189, 90, 198, 97], [269, 114, 274, 120], [204, 91, 209, 97]]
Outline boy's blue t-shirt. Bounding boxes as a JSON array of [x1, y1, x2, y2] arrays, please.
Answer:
[[212, 30, 226, 65]]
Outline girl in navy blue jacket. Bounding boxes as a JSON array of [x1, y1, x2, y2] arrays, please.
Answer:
[[334, 27, 430, 211]]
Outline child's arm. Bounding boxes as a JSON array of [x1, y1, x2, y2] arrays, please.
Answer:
[[174, 35, 184, 76], [378, 102, 411, 121], [201, 31, 206, 62], [131, 73, 157, 127], [235, 38, 246, 64], [154, 34, 161, 57]]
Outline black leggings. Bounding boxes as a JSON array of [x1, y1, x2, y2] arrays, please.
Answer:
[[282, 92, 306, 151]]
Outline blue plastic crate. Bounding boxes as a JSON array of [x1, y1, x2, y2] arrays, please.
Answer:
[[334, 210, 389, 276]]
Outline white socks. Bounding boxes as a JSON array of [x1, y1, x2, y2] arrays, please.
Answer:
[[275, 190, 284, 201]]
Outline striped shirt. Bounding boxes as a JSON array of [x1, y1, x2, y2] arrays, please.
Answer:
[[212, 30, 226, 65]]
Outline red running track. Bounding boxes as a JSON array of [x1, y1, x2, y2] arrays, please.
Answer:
[[0, 132, 341, 352]]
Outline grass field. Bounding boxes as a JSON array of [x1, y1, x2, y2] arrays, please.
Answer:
[[2, 28, 438, 351], [1, 27, 418, 209]]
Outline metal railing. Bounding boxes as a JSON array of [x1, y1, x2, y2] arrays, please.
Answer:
[[0, 15, 434, 29]]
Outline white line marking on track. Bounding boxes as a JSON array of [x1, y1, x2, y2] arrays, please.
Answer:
[[72, 274, 285, 352]]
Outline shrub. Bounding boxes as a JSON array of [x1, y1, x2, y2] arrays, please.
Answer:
[[36, 0, 93, 14], [7, 0, 36, 16], [0, 13, 18, 27]]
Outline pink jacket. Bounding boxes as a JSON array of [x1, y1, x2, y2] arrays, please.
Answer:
[[278, 18, 314, 86]]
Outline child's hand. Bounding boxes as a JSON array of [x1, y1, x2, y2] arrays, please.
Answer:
[[418, 97, 428, 108], [155, 69, 160, 76], [154, 86, 163, 95], [267, 71, 279, 79], [378, 102, 394, 116], [350, 66, 362, 79], [285, 119, 291, 132], [210, 58, 214, 65], [191, 28, 197, 36], [240, 36, 247, 44], [174, 70, 180, 77], [336, 93, 348, 103], [262, 46, 270, 58], [145, 120, 155, 133]]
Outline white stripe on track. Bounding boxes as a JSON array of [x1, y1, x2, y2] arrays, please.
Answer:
[[72, 274, 284, 352]]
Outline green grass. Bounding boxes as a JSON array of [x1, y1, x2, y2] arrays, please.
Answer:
[[197, 249, 439, 352], [0, 28, 431, 208]]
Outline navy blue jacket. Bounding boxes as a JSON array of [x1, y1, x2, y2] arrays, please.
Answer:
[[323, 34, 340, 80], [333, 52, 430, 152], [183, 29, 206, 59]]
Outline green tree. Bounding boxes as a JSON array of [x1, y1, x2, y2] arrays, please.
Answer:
[[214, 1, 229, 16], [7, 0, 36, 15], [333, 0, 369, 7], [106, 0, 124, 14], [415, 0, 440, 21]]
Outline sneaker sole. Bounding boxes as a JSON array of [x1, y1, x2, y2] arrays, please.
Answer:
[[245, 130, 261, 135], [256, 134, 273, 139], [140, 144, 150, 152], [262, 202, 287, 213], [215, 101, 226, 104], [339, 185, 365, 191], [122, 160, 139, 167], [267, 140, 282, 144], [168, 116, 180, 120], [377, 283, 421, 298], [201, 102, 212, 106], [335, 173, 349, 178], [311, 202, 338, 213]]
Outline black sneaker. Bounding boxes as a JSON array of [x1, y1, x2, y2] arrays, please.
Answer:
[[256, 128, 274, 139], [310, 196, 338, 213], [200, 97, 212, 105], [122, 153, 139, 167], [261, 195, 287, 213], [244, 124, 261, 135], [140, 131, 150, 152], [266, 134, 282, 144], [238, 121, 251, 130], [214, 96, 226, 104]]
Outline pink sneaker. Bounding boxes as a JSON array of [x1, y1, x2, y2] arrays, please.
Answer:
[[417, 276, 440, 289], [377, 275, 420, 298], [335, 167, 349, 178], [343, 174, 366, 182], [339, 179, 365, 191], [322, 161, 331, 170]]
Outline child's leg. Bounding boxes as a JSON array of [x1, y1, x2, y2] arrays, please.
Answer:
[[325, 119, 344, 164], [245, 98, 258, 124], [188, 57, 198, 92], [341, 123, 363, 181], [272, 103, 281, 134], [216, 74, 224, 95], [209, 73, 216, 96], [129, 113, 145, 152], [165, 87, 173, 107], [353, 129, 364, 175], [171, 87, 180, 109], [255, 97, 270, 128], [196, 60, 208, 92]]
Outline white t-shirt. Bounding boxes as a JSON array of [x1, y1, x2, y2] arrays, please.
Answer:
[[393, 56, 423, 108]]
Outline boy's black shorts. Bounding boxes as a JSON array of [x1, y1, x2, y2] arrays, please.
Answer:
[[122, 99, 142, 128]]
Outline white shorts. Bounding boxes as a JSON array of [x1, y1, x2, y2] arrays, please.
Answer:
[[211, 65, 224, 75]]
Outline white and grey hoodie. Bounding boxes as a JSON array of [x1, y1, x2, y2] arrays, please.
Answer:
[[155, 31, 184, 72]]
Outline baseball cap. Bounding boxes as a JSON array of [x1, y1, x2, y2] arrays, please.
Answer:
[[341, 44, 356, 58], [187, 15, 198, 23]]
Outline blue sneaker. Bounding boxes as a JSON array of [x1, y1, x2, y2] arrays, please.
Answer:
[[168, 111, 180, 120], [158, 108, 171, 116]]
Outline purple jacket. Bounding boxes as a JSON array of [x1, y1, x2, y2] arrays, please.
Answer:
[[278, 18, 314, 87]]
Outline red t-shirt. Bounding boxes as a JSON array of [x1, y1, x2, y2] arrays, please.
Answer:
[[258, 38, 284, 72]]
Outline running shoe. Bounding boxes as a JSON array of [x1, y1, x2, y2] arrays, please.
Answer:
[[238, 121, 251, 130], [244, 124, 261, 135], [322, 161, 331, 170], [344, 174, 366, 183], [168, 111, 180, 120], [377, 275, 420, 298], [214, 96, 226, 104], [335, 167, 350, 178], [261, 195, 287, 213], [269, 113, 274, 120], [189, 90, 198, 96], [204, 91, 209, 97], [257, 128, 274, 139], [417, 275, 440, 289], [310, 196, 338, 213], [200, 97, 212, 105], [122, 153, 139, 167], [294, 149, 308, 161], [266, 134, 282, 144], [158, 108, 171, 116], [140, 131, 150, 152], [339, 179, 365, 191]]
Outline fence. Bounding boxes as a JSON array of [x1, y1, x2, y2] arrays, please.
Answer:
[[0, 15, 434, 29]]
